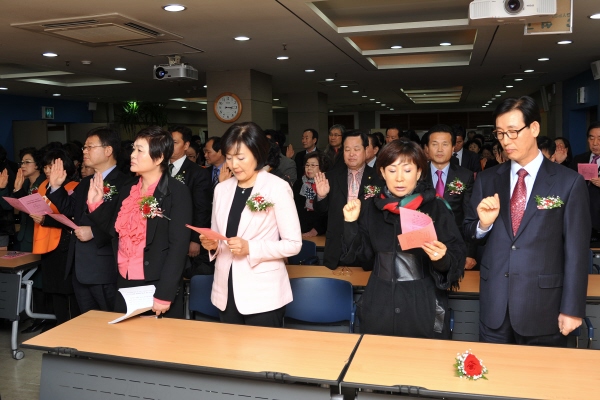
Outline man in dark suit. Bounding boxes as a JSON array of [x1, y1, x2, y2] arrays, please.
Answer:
[[464, 96, 590, 347], [204, 136, 226, 187], [570, 121, 600, 241], [168, 126, 214, 275], [293, 128, 319, 179], [48, 127, 133, 313], [314, 130, 381, 270], [423, 124, 477, 270], [452, 125, 482, 173]]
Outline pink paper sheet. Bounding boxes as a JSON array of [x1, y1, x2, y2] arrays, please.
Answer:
[[397, 207, 437, 250], [578, 163, 599, 180], [2, 193, 53, 215], [186, 224, 228, 240]]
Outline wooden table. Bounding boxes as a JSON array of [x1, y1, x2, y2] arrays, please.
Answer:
[[0, 251, 43, 360], [304, 235, 326, 249], [343, 334, 600, 399], [23, 310, 361, 400], [287, 265, 370, 287]]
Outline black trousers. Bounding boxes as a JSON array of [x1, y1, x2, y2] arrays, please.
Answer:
[[219, 268, 285, 328], [72, 271, 117, 313]]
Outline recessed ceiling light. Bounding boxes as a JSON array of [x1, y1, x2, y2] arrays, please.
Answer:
[[325, 78, 334, 81], [0, 87, 7, 90], [487, 101, 492, 103], [557, 40, 572, 45], [115, 67, 126, 71], [273, 98, 279, 101], [381, 104, 386, 106], [524, 69, 534, 73], [376, 101, 381, 104], [499, 90, 506, 93], [590, 13, 600, 19], [390, 108, 394, 111], [277, 56, 289, 60], [203, 85, 207, 88], [163, 4, 186, 12], [340, 85, 348, 88], [52, 93, 61, 97], [352, 90, 359, 93], [482, 105, 487, 108], [506, 85, 514, 88], [515, 78, 523, 81], [538, 57, 550, 61], [391, 45, 403, 49], [440, 42, 451, 46], [181, 106, 187, 109], [329, 110, 333, 112], [362, 95, 367, 98], [234, 36, 250, 41], [495, 95, 501, 97], [305, 69, 315, 73], [43, 52, 58, 57], [81, 60, 92, 65], [202, 108, 206, 111], [369, 98, 375, 101]]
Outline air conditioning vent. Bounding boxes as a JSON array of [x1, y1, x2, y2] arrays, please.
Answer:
[[12, 13, 181, 47]]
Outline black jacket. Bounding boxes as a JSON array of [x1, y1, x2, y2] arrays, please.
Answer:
[[571, 152, 600, 231]]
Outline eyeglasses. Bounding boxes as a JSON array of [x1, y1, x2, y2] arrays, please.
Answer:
[[329, 134, 342, 137], [82, 145, 106, 151], [17, 161, 35, 166], [492, 125, 529, 140], [305, 163, 319, 168], [333, 266, 353, 276]]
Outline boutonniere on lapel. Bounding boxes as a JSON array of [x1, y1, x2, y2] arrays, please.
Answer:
[[174, 171, 186, 184], [139, 196, 170, 220], [103, 182, 118, 201], [246, 193, 274, 212], [363, 185, 381, 199], [447, 178, 466, 195], [28, 185, 39, 195], [535, 195, 564, 209]]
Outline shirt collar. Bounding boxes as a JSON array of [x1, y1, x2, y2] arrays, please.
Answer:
[[101, 165, 117, 180], [511, 150, 544, 178], [171, 155, 187, 172], [347, 164, 366, 176], [430, 162, 450, 177]]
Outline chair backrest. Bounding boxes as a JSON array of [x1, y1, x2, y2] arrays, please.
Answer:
[[189, 275, 220, 319], [285, 277, 354, 331], [288, 240, 318, 265]]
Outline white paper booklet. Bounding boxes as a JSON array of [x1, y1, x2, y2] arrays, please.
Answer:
[[108, 285, 156, 324]]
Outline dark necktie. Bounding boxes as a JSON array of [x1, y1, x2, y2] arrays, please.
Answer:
[[452, 152, 459, 166], [212, 168, 219, 185], [168, 163, 174, 177], [435, 170, 445, 197], [592, 154, 600, 165], [510, 168, 528, 236]]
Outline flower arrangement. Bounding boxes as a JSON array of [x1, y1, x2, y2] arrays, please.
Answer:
[[447, 178, 466, 195], [535, 195, 564, 209], [28, 185, 39, 195], [139, 196, 170, 220], [455, 350, 488, 380], [174, 173, 186, 184], [246, 193, 274, 212], [103, 182, 118, 201], [363, 185, 381, 199]]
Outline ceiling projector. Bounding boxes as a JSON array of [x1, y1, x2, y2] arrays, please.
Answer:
[[153, 63, 198, 81], [469, 0, 557, 25]]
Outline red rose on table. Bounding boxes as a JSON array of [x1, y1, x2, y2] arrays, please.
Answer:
[[142, 204, 151, 215], [463, 354, 482, 376]]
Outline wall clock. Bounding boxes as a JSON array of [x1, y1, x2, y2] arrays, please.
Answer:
[[214, 92, 242, 123]]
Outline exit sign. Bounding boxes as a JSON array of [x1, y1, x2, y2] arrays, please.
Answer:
[[42, 106, 54, 120]]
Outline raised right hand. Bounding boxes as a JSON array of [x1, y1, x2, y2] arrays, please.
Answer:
[[199, 233, 218, 251], [13, 169, 24, 192], [314, 172, 330, 198], [87, 171, 104, 205], [49, 158, 67, 189], [218, 165, 233, 183], [0, 169, 8, 189], [553, 148, 567, 164], [343, 199, 361, 222], [476, 193, 500, 229]]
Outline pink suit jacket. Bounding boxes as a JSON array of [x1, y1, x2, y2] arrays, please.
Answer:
[[210, 170, 302, 315]]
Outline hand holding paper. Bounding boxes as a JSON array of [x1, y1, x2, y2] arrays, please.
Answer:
[[109, 285, 156, 324], [397, 207, 437, 250]]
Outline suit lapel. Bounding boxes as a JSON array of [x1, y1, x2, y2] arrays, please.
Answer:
[[496, 163, 513, 239], [146, 173, 169, 245], [513, 158, 556, 240], [236, 170, 267, 238], [336, 168, 348, 200], [443, 164, 457, 201]]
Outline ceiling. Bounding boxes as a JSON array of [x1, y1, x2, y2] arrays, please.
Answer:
[[0, 0, 599, 114]]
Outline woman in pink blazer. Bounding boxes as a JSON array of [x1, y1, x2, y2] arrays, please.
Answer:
[[200, 122, 302, 327]]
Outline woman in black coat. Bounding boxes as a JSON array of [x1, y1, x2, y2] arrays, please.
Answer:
[[340, 139, 465, 339], [88, 126, 192, 318], [292, 151, 329, 237]]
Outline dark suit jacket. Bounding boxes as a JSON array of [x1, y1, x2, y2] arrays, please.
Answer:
[[174, 157, 213, 243], [89, 173, 193, 302], [570, 152, 600, 230], [48, 167, 134, 284], [458, 149, 482, 173], [314, 164, 382, 270], [464, 158, 590, 336]]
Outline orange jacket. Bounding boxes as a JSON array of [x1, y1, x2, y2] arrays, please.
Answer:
[[32, 180, 78, 254]]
